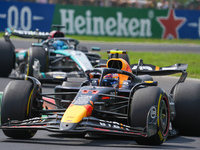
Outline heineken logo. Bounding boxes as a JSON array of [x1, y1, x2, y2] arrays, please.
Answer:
[[59, 9, 152, 37]]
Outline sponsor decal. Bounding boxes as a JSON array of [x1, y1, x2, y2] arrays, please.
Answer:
[[99, 120, 130, 130], [132, 65, 153, 71], [73, 95, 92, 105], [58, 8, 152, 37], [157, 9, 186, 39]]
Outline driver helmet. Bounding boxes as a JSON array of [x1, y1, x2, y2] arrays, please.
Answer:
[[102, 73, 119, 87], [52, 40, 68, 50]]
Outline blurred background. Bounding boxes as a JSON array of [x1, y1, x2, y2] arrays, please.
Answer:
[[2, 0, 200, 10]]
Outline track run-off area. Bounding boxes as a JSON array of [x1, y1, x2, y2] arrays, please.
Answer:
[[0, 39, 200, 150]]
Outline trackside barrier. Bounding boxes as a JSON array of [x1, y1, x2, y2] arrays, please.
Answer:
[[0, 1, 200, 39]]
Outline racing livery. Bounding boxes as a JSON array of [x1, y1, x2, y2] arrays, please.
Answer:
[[0, 25, 101, 83], [1, 50, 200, 145]]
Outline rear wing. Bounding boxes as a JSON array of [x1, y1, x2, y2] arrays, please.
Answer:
[[131, 59, 188, 94], [131, 61, 188, 76], [4, 28, 50, 40]]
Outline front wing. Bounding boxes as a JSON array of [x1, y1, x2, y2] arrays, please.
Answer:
[[0, 116, 157, 138]]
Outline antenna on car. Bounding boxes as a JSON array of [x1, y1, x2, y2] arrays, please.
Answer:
[[35, 28, 39, 43], [136, 59, 143, 76]]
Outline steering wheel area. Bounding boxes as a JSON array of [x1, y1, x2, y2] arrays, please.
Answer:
[[85, 68, 137, 89]]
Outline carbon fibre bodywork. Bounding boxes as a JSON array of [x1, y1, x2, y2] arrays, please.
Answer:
[[1, 56, 189, 144], [2, 50, 199, 145]]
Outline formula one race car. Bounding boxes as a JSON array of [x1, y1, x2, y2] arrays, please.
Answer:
[[1, 50, 200, 145], [0, 25, 101, 83]]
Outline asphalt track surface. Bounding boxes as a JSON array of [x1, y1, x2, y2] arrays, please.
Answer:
[[3, 38, 200, 53], [0, 39, 200, 149]]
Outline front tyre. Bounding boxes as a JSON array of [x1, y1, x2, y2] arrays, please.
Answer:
[[1, 80, 37, 139], [129, 87, 170, 145]]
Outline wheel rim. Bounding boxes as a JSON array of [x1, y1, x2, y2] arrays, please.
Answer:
[[159, 99, 169, 136]]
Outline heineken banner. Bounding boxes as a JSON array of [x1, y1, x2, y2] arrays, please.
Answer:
[[53, 5, 200, 39], [0, 1, 200, 39]]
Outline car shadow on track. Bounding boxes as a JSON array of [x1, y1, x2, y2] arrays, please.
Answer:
[[1, 132, 196, 149]]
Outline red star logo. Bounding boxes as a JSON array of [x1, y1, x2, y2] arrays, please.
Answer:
[[157, 9, 186, 39]]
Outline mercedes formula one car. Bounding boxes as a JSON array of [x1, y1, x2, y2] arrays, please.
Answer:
[[0, 25, 101, 83], [1, 50, 200, 145]]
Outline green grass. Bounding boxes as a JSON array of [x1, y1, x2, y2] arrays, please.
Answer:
[[99, 51, 200, 79], [66, 35, 200, 45], [1, 32, 200, 45], [1, 32, 200, 79]]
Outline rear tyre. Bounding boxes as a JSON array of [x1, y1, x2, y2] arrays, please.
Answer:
[[1, 80, 37, 139], [0, 40, 15, 77], [27, 46, 48, 76], [172, 82, 200, 135], [130, 87, 170, 145]]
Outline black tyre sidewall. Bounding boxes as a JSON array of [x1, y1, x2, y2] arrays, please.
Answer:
[[130, 87, 170, 145], [0, 40, 15, 77], [1, 80, 37, 139], [27, 46, 48, 76], [173, 82, 200, 135]]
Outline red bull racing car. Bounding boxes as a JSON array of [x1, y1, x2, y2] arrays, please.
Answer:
[[1, 50, 200, 145]]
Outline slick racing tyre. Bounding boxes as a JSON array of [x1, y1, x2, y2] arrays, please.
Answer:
[[0, 40, 15, 77], [108, 53, 130, 64], [172, 82, 200, 135], [27, 46, 48, 76], [129, 87, 170, 145], [1, 80, 37, 139]]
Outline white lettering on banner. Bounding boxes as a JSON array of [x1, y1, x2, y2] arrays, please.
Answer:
[[20, 6, 31, 31], [128, 18, 139, 37], [105, 17, 116, 36], [75, 15, 85, 35], [86, 10, 92, 35], [93, 16, 105, 35], [59, 9, 152, 37], [116, 12, 129, 37], [60, 9, 75, 34], [8, 6, 18, 29], [140, 19, 152, 37], [7, 6, 32, 30]]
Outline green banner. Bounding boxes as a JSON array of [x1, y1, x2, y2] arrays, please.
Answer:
[[52, 5, 168, 38]]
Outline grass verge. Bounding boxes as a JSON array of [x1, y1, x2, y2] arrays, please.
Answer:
[[98, 51, 200, 79], [68, 35, 200, 45], [1, 32, 200, 45], [1, 32, 199, 79]]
